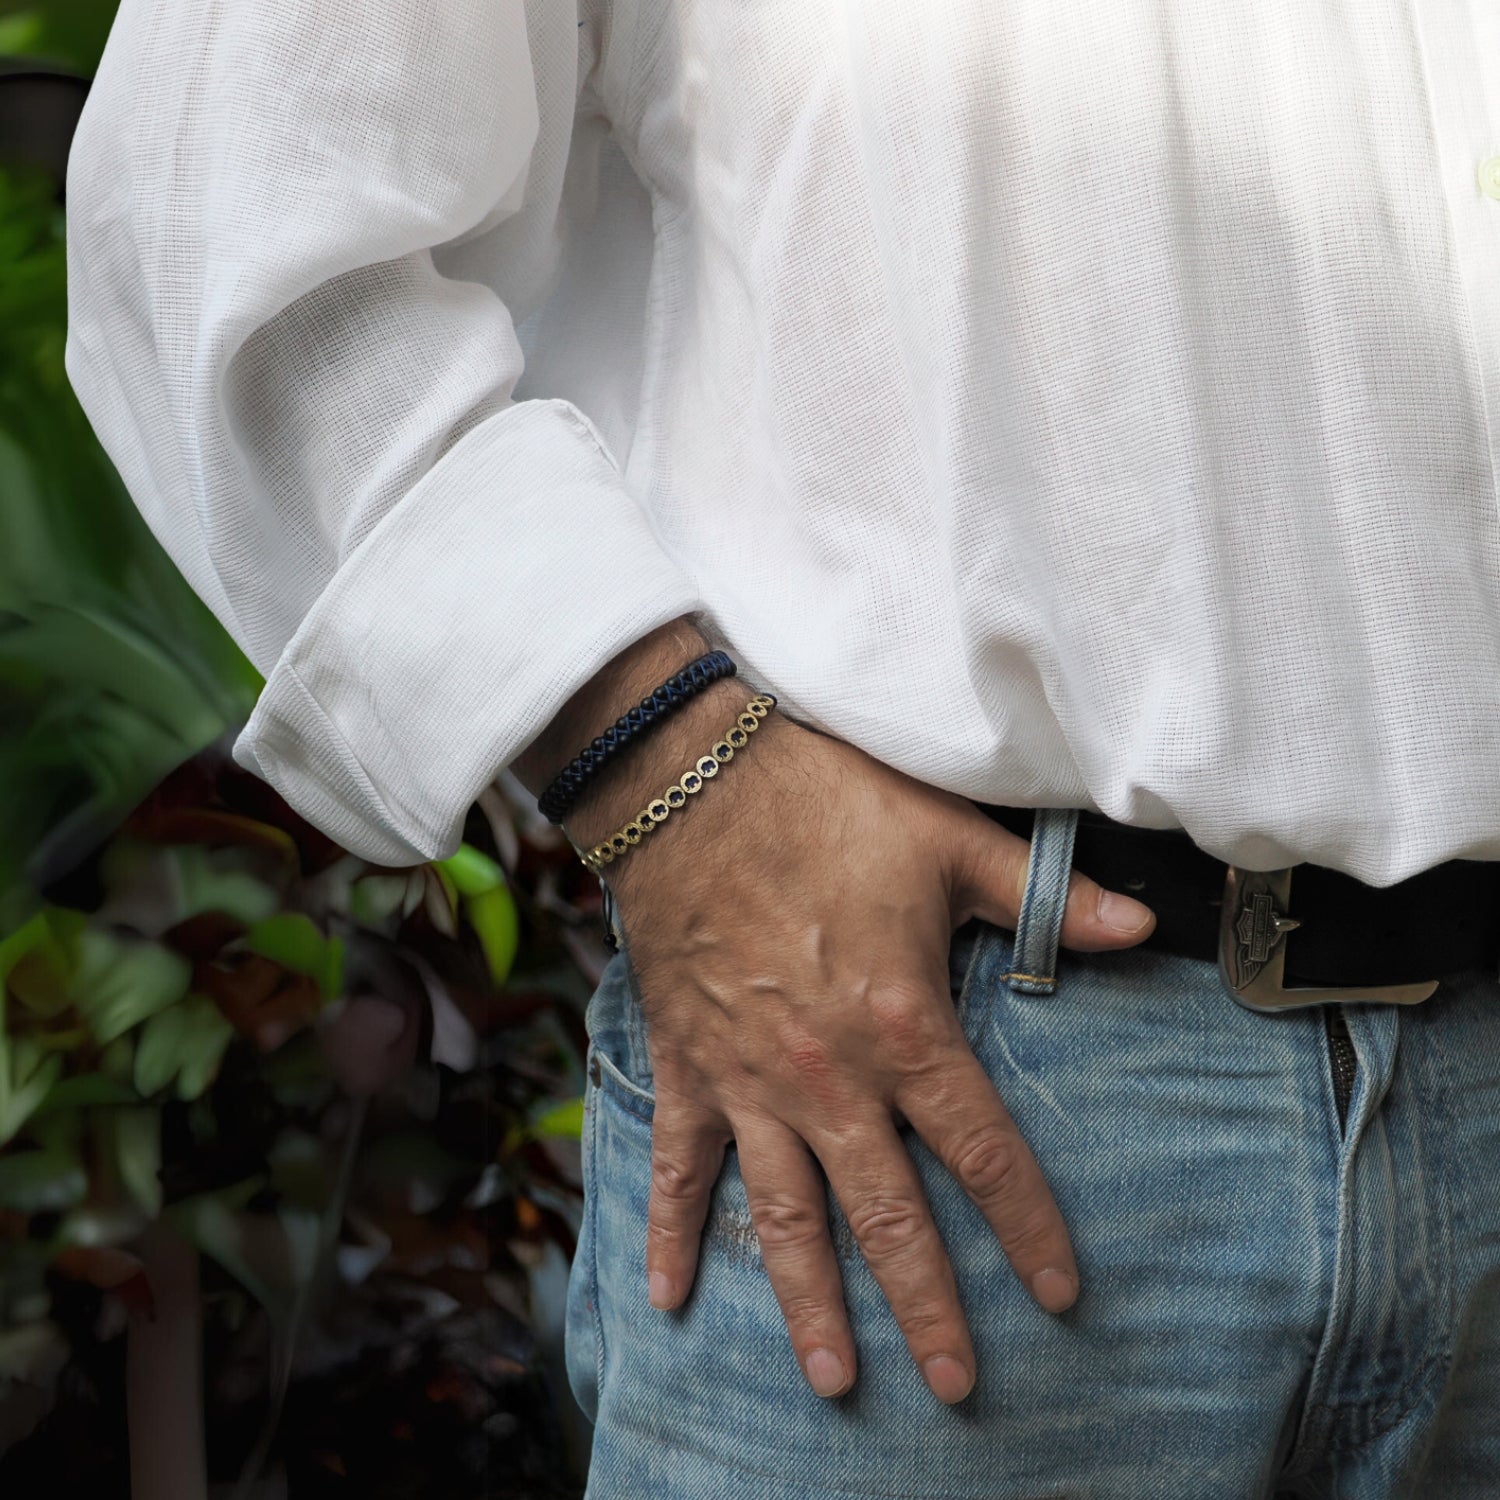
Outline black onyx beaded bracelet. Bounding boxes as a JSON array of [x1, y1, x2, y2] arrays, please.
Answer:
[[537, 649, 737, 824]]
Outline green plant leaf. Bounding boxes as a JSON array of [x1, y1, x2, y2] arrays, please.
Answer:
[[34, 1072, 138, 1112], [110, 1106, 162, 1217], [435, 844, 505, 898], [466, 885, 521, 986], [0, 1144, 87, 1213], [167, 845, 281, 926], [531, 1096, 584, 1141], [0, 604, 226, 748], [133, 994, 235, 1100], [0, 14, 44, 53], [0, 912, 75, 1140], [0, 909, 61, 985], [241, 913, 343, 1002], [434, 846, 519, 983], [164, 1184, 311, 1325], [98, 1034, 133, 1081], [0, 0, 122, 72], [70, 929, 191, 1044], [348, 873, 410, 927], [0, 158, 261, 928], [0, 1034, 63, 1147]]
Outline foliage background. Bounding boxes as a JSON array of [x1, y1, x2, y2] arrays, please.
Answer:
[[1, 6, 601, 1494]]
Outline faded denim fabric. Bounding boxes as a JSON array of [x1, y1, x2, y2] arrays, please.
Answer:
[[565, 813, 1500, 1498]]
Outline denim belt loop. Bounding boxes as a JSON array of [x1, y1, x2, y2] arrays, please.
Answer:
[[1006, 807, 1082, 996]]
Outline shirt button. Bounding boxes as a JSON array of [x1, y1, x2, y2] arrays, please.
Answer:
[[1479, 155, 1500, 201]]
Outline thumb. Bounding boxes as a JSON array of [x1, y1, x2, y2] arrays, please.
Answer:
[[948, 806, 1156, 953]]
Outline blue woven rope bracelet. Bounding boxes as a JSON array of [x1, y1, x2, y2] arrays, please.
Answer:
[[537, 649, 738, 824]]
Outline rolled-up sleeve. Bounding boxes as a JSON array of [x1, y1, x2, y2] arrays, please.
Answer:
[[63, 0, 700, 866]]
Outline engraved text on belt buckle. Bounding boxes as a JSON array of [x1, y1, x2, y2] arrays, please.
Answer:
[[1218, 866, 1439, 1013]]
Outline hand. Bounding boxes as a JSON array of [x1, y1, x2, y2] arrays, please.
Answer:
[[599, 701, 1156, 1405]]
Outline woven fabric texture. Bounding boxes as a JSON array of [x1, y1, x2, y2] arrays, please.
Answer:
[[64, 0, 1500, 882]]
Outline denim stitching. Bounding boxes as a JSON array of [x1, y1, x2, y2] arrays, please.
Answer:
[[596, 1047, 656, 1122], [622, 953, 653, 1091], [952, 922, 995, 1032], [1007, 808, 1079, 998], [1305, 1014, 1454, 1453], [1303, 1012, 1459, 1455], [582, 1058, 607, 1407]]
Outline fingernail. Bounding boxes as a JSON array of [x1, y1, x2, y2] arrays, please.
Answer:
[[1098, 889, 1153, 934], [804, 1348, 849, 1398], [922, 1355, 973, 1404], [648, 1272, 676, 1310], [1030, 1267, 1078, 1314]]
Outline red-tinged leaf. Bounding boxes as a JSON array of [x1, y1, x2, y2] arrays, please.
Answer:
[[198, 952, 322, 1052], [53, 1243, 144, 1288], [214, 767, 349, 874], [162, 909, 247, 960], [318, 994, 417, 1098], [239, 912, 342, 999], [123, 807, 299, 872], [456, 988, 556, 1030]]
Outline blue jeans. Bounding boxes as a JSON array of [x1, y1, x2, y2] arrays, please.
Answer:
[[565, 809, 1500, 1497]]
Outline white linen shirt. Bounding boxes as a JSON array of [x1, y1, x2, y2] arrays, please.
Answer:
[[64, 0, 1500, 885]]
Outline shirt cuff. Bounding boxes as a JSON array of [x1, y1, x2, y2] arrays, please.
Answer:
[[231, 398, 701, 866]]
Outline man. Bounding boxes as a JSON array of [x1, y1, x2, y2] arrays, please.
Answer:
[[64, 0, 1500, 1494]]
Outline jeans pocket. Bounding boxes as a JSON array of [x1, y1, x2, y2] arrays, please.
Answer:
[[950, 916, 1002, 1040], [584, 948, 657, 1119]]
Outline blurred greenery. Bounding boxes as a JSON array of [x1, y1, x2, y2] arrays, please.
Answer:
[[0, 160, 264, 933], [0, 1, 113, 74], [0, 16, 599, 1495]]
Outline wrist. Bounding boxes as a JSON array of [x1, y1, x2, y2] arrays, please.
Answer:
[[510, 616, 710, 798], [560, 674, 755, 853]]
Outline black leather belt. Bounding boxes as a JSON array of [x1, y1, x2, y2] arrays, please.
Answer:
[[978, 805, 1500, 1008]]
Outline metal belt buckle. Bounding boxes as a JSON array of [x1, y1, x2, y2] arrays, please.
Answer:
[[1218, 866, 1439, 1013]]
